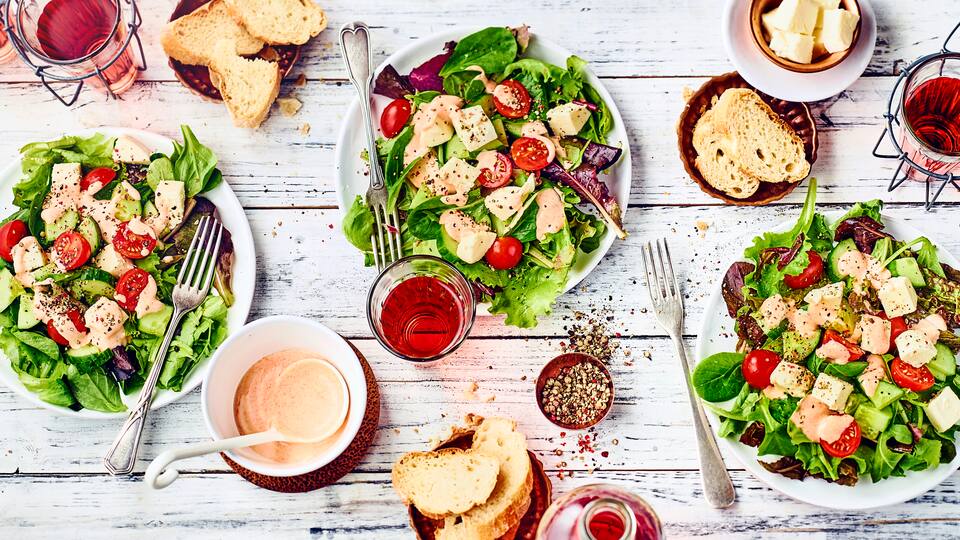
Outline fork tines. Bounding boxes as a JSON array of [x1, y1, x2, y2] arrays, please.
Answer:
[[370, 203, 402, 270], [641, 238, 680, 304], [177, 215, 223, 294]]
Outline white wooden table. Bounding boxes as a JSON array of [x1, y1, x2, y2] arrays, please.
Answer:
[[2, 1, 960, 538]]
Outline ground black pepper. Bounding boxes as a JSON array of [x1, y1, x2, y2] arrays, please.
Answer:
[[540, 361, 612, 427]]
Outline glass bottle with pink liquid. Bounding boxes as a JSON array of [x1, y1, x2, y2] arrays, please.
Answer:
[[0, 9, 17, 64], [536, 484, 663, 540]]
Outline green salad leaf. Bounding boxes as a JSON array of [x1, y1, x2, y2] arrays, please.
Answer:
[[692, 352, 746, 402], [439, 27, 518, 77], [171, 125, 219, 197]]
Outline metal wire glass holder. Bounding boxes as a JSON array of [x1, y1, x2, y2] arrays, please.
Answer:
[[1, 0, 147, 106], [872, 21, 960, 210]]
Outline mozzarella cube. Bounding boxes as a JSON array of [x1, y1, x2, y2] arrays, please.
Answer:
[[896, 329, 938, 368], [450, 106, 498, 152], [407, 152, 444, 195], [84, 297, 128, 351], [770, 31, 815, 64], [456, 230, 496, 264], [484, 178, 535, 221], [113, 135, 152, 165], [154, 180, 185, 232], [546, 103, 591, 137], [12, 236, 46, 277], [769, 361, 814, 398], [926, 387, 960, 432], [94, 244, 134, 279], [803, 282, 843, 323], [878, 276, 918, 318], [438, 158, 480, 206], [768, 0, 820, 35], [811, 372, 854, 412], [819, 8, 859, 53], [857, 314, 892, 355]]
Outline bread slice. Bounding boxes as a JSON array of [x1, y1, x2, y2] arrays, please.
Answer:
[[693, 109, 761, 199], [208, 40, 281, 128], [224, 0, 327, 45], [392, 448, 500, 520], [161, 0, 264, 66], [436, 418, 533, 540], [711, 88, 810, 183]]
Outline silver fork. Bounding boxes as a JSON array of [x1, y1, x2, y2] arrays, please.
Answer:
[[339, 21, 402, 271], [104, 216, 224, 476], [641, 238, 736, 508]]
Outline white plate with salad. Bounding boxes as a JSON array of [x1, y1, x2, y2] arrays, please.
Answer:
[[335, 26, 631, 328], [0, 127, 255, 419], [695, 180, 960, 509]]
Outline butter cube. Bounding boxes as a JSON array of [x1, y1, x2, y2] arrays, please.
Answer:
[[896, 329, 937, 369], [450, 106, 498, 152], [820, 8, 859, 53], [769, 361, 814, 398], [878, 276, 918, 318], [811, 372, 854, 412], [768, 0, 820, 35], [546, 103, 591, 137], [926, 387, 960, 432], [770, 31, 815, 64]]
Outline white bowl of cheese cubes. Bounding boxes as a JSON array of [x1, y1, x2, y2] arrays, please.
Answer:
[[751, 0, 861, 73]]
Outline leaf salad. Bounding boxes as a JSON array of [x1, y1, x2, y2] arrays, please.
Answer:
[[696, 179, 960, 486], [0, 127, 234, 413], [343, 26, 627, 328]]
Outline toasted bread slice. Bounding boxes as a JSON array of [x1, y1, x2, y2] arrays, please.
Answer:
[[436, 418, 533, 540], [224, 0, 327, 45], [392, 448, 500, 520], [711, 88, 810, 183], [161, 0, 264, 67], [208, 40, 281, 128], [693, 109, 761, 199]]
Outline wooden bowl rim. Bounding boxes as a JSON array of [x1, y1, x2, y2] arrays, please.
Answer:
[[676, 71, 819, 206], [749, 0, 862, 74], [535, 352, 614, 430]]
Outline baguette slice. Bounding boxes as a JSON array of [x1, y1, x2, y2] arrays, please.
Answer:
[[436, 418, 533, 540], [392, 448, 500, 520], [693, 109, 761, 199], [161, 0, 264, 67], [208, 40, 281, 128], [711, 88, 810, 183], [224, 0, 327, 45]]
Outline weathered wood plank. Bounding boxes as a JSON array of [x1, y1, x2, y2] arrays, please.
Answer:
[[1, 470, 958, 539]]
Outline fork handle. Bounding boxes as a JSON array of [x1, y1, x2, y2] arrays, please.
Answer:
[[103, 308, 186, 475], [672, 334, 737, 508], [339, 22, 385, 191]]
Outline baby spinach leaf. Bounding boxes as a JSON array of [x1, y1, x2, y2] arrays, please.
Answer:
[[342, 196, 375, 252], [692, 352, 746, 402], [172, 125, 218, 197], [439, 27, 517, 77], [66, 365, 126, 413], [824, 361, 868, 380]]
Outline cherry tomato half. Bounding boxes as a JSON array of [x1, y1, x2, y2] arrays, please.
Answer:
[[52, 231, 91, 271], [821, 419, 862, 459], [742, 349, 782, 389], [113, 221, 157, 260], [783, 250, 825, 289], [890, 357, 935, 392], [477, 152, 514, 189], [47, 321, 68, 346], [116, 268, 151, 312], [485, 236, 523, 270], [511, 137, 551, 171], [47, 307, 86, 346], [380, 99, 413, 139], [822, 329, 864, 362], [492, 80, 532, 119], [81, 167, 116, 193], [0, 219, 28, 262], [883, 314, 908, 352]]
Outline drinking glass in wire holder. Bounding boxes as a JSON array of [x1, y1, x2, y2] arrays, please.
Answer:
[[873, 20, 960, 209], [2, 0, 147, 106]]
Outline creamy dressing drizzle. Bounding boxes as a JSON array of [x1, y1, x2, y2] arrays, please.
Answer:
[[404, 95, 463, 166], [12, 236, 44, 286], [535, 188, 565, 241], [838, 250, 890, 292], [790, 395, 854, 444]]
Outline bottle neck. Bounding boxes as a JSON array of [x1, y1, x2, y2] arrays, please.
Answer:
[[577, 497, 637, 540]]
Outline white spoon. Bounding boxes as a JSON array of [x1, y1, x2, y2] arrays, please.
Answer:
[[145, 358, 349, 489]]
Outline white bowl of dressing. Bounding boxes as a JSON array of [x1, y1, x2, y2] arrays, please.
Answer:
[[200, 316, 367, 478]]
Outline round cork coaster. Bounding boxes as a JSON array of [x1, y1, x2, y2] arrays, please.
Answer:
[[220, 342, 380, 493], [168, 0, 301, 102]]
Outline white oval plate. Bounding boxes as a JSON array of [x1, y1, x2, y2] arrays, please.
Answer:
[[695, 211, 960, 509], [0, 127, 256, 419], [334, 27, 631, 298], [722, 0, 877, 102]]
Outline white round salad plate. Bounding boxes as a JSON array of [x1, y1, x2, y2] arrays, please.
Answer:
[[0, 127, 256, 419], [721, 0, 877, 102], [695, 211, 960, 509], [333, 27, 631, 302]]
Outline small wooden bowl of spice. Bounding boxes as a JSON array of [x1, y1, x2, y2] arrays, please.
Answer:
[[536, 353, 614, 430]]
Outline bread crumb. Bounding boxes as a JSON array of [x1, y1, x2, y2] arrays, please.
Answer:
[[463, 381, 479, 401], [682, 86, 694, 102], [260, 47, 280, 62], [484, 395, 496, 403], [278, 97, 302, 117], [695, 220, 710, 238], [294, 73, 307, 87], [299, 123, 311, 135]]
